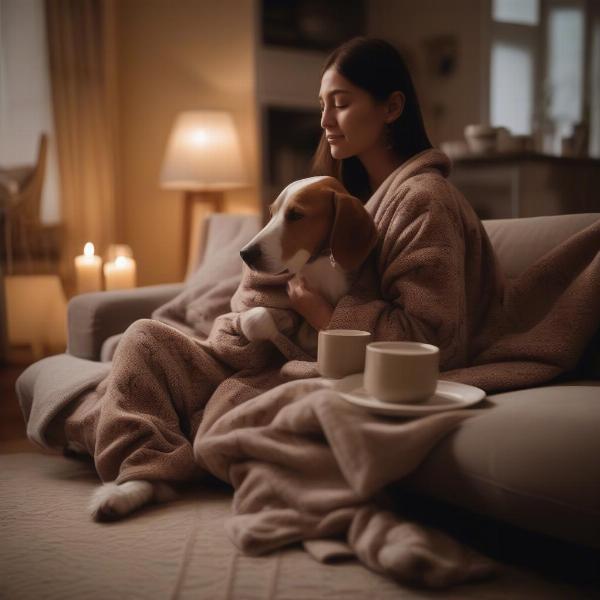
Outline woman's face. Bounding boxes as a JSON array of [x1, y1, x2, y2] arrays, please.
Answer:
[[318, 67, 390, 161]]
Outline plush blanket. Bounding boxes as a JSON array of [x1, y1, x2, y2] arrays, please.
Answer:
[[46, 299, 495, 588], [18, 148, 600, 589]]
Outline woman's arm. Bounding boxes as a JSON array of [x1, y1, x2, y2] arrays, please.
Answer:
[[286, 276, 333, 331], [324, 194, 468, 369]]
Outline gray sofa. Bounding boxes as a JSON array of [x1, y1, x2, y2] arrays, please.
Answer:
[[2, 212, 599, 599]]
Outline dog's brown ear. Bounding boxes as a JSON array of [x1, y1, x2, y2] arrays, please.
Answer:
[[329, 191, 378, 271]]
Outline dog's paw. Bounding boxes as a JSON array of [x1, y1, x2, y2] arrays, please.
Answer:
[[89, 480, 176, 521], [239, 306, 279, 342]]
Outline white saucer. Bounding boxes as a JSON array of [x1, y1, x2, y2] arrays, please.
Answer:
[[328, 373, 486, 417]]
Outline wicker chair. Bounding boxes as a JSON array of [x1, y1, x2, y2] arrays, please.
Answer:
[[0, 134, 64, 275]]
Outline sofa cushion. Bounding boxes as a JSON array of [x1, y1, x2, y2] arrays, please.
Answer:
[[402, 383, 600, 549], [184, 213, 261, 289], [148, 213, 260, 341], [482, 213, 600, 278]]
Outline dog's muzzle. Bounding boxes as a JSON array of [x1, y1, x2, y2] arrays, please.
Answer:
[[240, 244, 262, 270]]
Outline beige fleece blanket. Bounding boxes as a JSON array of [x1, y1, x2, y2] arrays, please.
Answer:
[[19, 148, 600, 589], [54, 284, 495, 588]]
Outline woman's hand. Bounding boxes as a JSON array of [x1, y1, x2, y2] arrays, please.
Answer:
[[287, 276, 334, 331]]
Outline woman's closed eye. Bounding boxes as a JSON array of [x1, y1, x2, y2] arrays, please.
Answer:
[[319, 105, 348, 112]]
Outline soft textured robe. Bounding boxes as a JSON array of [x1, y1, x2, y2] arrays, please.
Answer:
[[322, 149, 600, 389]]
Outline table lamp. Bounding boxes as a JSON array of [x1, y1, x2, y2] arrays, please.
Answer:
[[160, 110, 249, 276]]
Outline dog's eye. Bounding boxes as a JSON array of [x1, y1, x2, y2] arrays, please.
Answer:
[[286, 209, 304, 222]]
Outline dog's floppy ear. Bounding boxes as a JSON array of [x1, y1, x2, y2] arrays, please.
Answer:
[[329, 191, 378, 271]]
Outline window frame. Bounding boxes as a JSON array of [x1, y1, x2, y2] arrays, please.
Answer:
[[484, 0, 595, 152], [588, 1, 600, 156]]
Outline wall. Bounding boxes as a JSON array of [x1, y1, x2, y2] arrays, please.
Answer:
[[368, 0, 487, 146], [115, 0, 259, 286]]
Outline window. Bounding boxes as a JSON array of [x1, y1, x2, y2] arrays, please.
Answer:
[[0, 0, 60, 223], [488, 0, 596, 156], [590, 9, 600, 157], [493, 0, 540, 26], [546, 2, 585, 151], [489, 0, 540, 136], [491, 37, 536, 135]]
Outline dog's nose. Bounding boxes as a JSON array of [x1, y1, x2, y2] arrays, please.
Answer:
[[240, 245, 261, 268]]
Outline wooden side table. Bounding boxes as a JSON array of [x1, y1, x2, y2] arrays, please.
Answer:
[[0, 268, 7, 364], [449, 153, 600, 219], [4, 274, 67, 362]]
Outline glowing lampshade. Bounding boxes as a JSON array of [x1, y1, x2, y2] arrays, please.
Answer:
[[160, 110, 248, 190]]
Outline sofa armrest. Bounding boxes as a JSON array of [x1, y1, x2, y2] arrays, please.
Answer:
[[67, 283, 184, 361]]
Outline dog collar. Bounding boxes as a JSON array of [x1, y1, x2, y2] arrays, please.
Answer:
[[306, 247, 336, 268]]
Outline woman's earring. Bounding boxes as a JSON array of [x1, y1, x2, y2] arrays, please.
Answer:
[[329, 250, 337, 268]]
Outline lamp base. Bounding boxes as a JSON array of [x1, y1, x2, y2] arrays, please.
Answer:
[[183, 191, 224, 279]]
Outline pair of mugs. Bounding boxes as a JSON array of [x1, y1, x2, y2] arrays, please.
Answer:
[[318, 329, 439, 404]]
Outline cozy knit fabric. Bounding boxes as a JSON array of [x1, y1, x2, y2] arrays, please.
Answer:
[[325, 149, 600, 390]]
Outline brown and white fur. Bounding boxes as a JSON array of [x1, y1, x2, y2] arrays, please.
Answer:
[[238, 175, 378, 351], [87, 176, 376, 521]]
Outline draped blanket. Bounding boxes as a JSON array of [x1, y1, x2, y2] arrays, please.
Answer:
[[18, 149, 600, 589]]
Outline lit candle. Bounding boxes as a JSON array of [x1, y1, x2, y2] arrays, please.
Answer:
[[74, 242, 102, 294], [103, 255, 137, 290], [106, 244, 133, 262]]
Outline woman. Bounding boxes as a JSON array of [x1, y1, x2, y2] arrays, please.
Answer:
[[288, 36, 503, 372]]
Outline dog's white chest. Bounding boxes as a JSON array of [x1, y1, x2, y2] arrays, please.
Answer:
[[294, 257, 350, 306]]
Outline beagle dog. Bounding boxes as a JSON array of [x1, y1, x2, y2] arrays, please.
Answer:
[[239, 176, 378, 350]]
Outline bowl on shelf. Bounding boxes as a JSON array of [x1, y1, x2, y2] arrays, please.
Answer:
[[439, 140, 470, 160], [464, 124, 499, 155]]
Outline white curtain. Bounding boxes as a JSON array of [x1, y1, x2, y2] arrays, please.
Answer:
[[44, 0, 119, 292], [0, 0, 60, 224]]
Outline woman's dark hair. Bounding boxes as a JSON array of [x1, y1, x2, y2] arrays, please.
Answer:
[[310, 36, 432, 201]]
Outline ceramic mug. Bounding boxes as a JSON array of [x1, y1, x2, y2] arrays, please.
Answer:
[[317, 329, 372, 379], [364, 341, 439, 403]]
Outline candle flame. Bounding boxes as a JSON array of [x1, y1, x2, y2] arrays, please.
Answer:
[[115, 256, 128, 267], [84, 242, 95, 257]]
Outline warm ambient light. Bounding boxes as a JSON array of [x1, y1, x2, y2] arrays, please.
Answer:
[[5, 275, 67, 359], [104, 255, 137, 291], [160, 110, 248, 191], [106, 244, 133, 262], [189, 129, 210, 146], [160, 110, 250, 279]]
